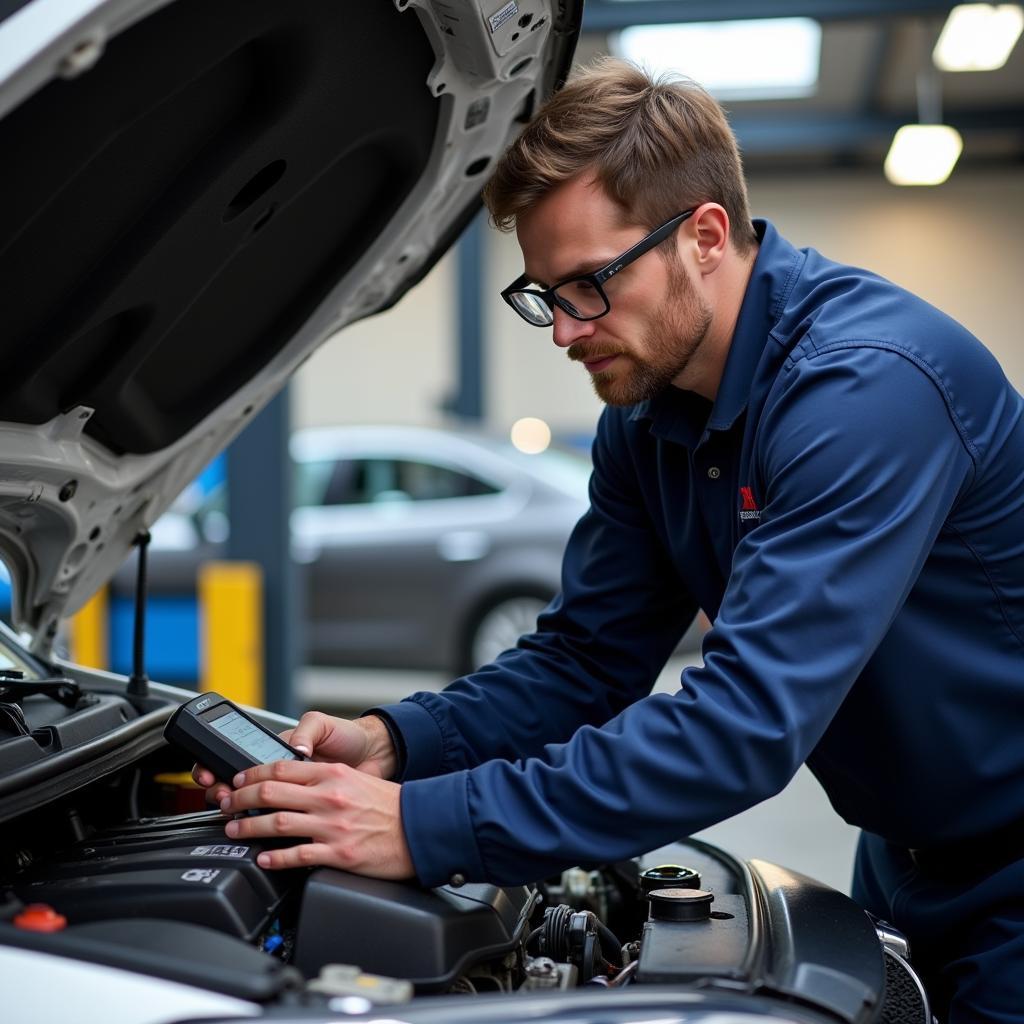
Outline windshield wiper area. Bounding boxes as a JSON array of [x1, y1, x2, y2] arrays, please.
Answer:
[[0, 669, 84, 708]]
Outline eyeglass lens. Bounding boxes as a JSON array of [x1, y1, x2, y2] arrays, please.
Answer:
[[510, 290, 553, 326], [553, 279, 606, 319], [510, 278, 609, 325]]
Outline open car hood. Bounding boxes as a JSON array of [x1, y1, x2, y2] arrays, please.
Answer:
[[0, 0, 581, 651]]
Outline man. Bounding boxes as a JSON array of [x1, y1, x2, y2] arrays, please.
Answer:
[[198, 60, 1024, 1020]]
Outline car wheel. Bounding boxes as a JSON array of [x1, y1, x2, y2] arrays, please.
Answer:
[[464, 594, 551, 673]]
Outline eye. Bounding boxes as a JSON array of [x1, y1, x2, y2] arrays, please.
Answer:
[[561, 279, 595, 295]]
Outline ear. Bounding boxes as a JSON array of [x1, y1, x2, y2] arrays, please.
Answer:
[[690, 203, 729, 276]]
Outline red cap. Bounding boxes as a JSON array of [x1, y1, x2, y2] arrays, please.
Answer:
[[13, 904, 67, 932]]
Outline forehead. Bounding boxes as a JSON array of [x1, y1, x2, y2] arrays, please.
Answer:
[[515, 174, 642, 281]]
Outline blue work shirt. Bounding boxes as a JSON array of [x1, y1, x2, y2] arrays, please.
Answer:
[[375, 221, 1024, 888]]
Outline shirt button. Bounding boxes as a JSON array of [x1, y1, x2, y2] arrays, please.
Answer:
[[707, 467, 721, 479], [449, 873, 466, 888]]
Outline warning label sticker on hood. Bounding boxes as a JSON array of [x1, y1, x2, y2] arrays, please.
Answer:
[[190, 844, 250, 858], [489, 1, 518, 33]]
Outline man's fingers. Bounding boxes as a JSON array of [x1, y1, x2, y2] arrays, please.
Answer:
[[224, 807, 316, 841], [277, 727, 311, 757], [231, 758, 335, 791], [256, 842, 330, 871], [192, 764, 232, 806], [221, 761, 342, 816], [207, 783, 231, 806], [282, 711, 339, 758], [222, 783, 317, 819]]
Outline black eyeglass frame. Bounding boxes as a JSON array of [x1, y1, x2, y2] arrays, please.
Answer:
[[500, 208, 696, 327]]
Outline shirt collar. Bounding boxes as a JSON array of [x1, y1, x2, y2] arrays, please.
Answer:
[[630, 219, 804, 444]]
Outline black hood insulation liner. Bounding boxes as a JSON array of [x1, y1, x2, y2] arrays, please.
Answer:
[[0, 0, 438, 454]]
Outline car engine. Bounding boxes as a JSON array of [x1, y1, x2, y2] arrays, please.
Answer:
[[0, 686, 931, 1023]]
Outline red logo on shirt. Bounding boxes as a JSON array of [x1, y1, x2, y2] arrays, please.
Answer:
[[739, 486, 761, 522]]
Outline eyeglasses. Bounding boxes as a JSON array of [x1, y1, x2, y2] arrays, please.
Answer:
[[501, 209, 695, 328]]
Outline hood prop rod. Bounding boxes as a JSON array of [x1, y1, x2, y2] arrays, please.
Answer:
[[126, 530, 151, 699]]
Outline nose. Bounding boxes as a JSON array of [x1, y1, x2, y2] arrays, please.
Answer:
[[551, 306, 595, 349]]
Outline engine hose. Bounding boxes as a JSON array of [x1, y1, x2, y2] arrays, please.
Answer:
[[596, 921, 622, 964], [609, 960, 639, 987], [541, 904, 574, 960], [542, 905, 624, 972]]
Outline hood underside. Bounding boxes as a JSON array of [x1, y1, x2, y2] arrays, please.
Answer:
[[0, 0, 581, 648]]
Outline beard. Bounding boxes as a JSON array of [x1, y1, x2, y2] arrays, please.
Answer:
[[571, 264, 713, 407]]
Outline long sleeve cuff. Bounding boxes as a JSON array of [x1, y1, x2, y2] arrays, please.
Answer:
[[401, 770, 485, 887], [365, 697, 446, 781]]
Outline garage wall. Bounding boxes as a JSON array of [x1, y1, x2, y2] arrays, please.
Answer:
[[751, 169, 1024, 389], [294, 168, 1024, 434], [292, 251, 457, 429]]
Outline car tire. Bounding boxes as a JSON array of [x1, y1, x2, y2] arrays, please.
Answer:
[[461, 593, 551, 674]]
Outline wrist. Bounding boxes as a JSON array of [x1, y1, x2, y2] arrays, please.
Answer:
[[357, 714, 399, 778]]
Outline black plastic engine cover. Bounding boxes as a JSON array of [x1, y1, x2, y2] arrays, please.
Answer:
[[637, 892, 750, 982], [292, 869, 536, 989], [635, 840, 885, 1024], [13, 812, 294, 941]]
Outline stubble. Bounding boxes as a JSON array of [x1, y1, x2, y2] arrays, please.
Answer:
[[588, 264, 713, 407]]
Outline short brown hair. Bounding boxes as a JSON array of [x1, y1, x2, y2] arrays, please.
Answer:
[[483, 57, 758, 253]]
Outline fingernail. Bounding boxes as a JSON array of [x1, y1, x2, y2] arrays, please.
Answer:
[[294, 745, 311, 756], [219, 797, 231, 812], [257, 853, 271, 868], [225, 820, 238, 837], [232, 773, 245, 788]]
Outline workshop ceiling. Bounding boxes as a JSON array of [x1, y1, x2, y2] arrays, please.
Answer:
[[577, 0, 1024, 173]]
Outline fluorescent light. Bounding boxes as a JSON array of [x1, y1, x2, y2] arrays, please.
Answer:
[[611, 18, 821, 101], [884, 125, 964, 186], [933, 3, 1024, 71], [510, 417, 551, 454]]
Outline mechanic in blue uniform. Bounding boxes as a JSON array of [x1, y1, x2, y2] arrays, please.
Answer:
[[204, 60, 1024, 1022]]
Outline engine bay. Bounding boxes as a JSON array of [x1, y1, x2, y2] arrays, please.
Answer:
[[0, 678, 928, 1023]]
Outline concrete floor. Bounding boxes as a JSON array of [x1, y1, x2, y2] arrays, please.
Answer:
[[297, 653, 861, 894]]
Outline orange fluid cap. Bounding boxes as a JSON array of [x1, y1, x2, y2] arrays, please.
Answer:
[[13, 903, 67, 932]]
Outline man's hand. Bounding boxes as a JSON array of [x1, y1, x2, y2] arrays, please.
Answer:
[[192, 712, 397, 805], [218, 759, 415, 879], [283, 712, 398, 778]]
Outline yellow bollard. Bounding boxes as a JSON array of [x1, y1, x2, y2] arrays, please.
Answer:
[[68, 586, 109, 669], [197, 561, 264, 707]]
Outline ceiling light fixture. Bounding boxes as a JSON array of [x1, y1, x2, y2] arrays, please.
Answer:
[[884, 124, 964, 185], [885, 38, 963, 186], [933, 3, 1024, 72], [611, 18, 821, 101]]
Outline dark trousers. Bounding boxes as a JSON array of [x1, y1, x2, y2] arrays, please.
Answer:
[[853, 831, 1024, 1024]]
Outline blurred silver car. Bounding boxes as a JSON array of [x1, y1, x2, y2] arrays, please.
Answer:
[[145, 424, 710, 679], [176, 424, 593, 675]]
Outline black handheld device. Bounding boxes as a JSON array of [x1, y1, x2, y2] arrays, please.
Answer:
[[164, 692, 307, 783]]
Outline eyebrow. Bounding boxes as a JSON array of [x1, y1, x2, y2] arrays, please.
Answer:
[[525, 253, 621, 288]]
